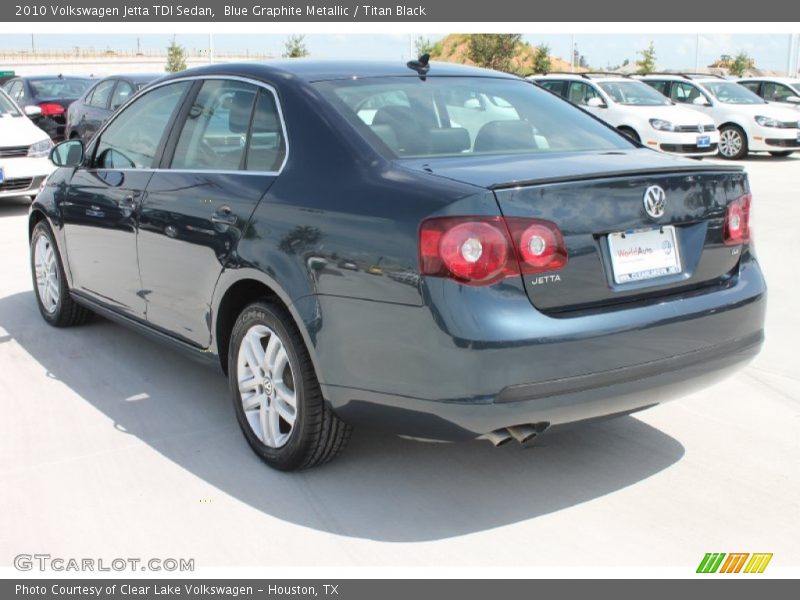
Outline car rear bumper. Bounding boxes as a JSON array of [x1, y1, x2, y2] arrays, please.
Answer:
[[312, 253, 766, 440]]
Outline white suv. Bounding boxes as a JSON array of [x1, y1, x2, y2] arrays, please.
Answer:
[[638, 74, 800, 159], [737, 77, 800, 112], [529, 73, 719, 157]]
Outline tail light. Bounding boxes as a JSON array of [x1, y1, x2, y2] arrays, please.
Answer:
[[724, 193, 751, 246], [419, 216, 568, 286], [38, 102, 65, 117]]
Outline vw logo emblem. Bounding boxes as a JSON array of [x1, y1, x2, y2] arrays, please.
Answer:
[[698, 124, 704, 133], [643, 185, 667, 219]]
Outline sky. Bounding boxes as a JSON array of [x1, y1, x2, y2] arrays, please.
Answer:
[[1, 33, 798, 72]]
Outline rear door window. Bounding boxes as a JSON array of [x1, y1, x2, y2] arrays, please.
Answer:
[[170, 79, 258, 171], [538, 80, 566, 96], [88, 80, 116, 109]]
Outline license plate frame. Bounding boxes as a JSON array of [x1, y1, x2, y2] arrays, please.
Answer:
[[607, 226, 682, 284], [696, 135, 711, 148]]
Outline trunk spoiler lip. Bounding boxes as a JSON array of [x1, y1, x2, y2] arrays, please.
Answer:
[[488, 165, 745, 190]]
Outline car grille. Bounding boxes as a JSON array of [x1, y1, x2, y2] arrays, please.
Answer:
[[660, 143, 719, 153], [777, 121, 800, 129], [674, 125, 716, 133], [0, 146, 29, 158], [765, 138, 800, 148], [0, 177, 34, 192]]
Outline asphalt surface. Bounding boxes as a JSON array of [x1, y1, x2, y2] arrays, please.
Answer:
[[0, 155, 798, 571]]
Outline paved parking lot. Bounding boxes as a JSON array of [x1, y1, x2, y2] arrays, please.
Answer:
[[0, 155, 798, 571]]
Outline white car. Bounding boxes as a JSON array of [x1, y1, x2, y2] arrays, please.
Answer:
[[638, 74, 800, 159], [0, 87, 54, 200], [529, 73, 719, 157], [737, 77, 800, 112]]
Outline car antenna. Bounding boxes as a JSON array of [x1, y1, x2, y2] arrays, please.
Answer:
[[407, 53, 431, 79]]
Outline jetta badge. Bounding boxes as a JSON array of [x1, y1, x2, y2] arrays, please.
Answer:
[[643, 185, 666, 219]]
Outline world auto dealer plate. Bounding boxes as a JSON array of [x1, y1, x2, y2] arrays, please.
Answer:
[[607, 226, 682, 284]]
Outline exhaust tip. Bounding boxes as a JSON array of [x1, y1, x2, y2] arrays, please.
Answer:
[[478, 429, 513, 447], [508, 422, 550, 445]]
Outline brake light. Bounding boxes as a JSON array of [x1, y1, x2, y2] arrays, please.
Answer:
[[724, 193, 751, 246], [419, 216, 568, 286], [38, 102, 65, 117]]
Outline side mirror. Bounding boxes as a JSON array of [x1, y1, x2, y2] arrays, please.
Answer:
[[463, 98, 482, 109], [586, 97, 607, 108], [692, 96, 711, 106], [786, 95, 800, 104], [50, 139, 84, 167], [23, 105, 42, 117]]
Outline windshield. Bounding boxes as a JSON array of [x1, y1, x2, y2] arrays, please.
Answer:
[[704, 81, 766, 105], [29, 78, 93, 100], [598, 81, 671, 106], [0, 89, 22, 116], [314, 77, 633, 158]]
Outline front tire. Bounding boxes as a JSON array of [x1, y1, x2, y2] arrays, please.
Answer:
[[718, 125, 748, 160], [769, 151, 794, 157], [228, 301, 351, 471], [30, 221, 93, 327]]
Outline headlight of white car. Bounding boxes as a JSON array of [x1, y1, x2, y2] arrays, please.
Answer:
[[27, 139, 53, 158], [649, 119, 675, 131], [754, 115, 780, 127]]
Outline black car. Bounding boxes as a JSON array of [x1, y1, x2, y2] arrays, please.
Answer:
[[66, 73, 161, 142], [32, 60, 765, 471], [2, 75, 94, 141]]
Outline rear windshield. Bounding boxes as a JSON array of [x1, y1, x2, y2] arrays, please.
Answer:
[[598, 81, 671, 106], [29, 78, 93, 100], [314, 76, 633, 158], [0, 90, 21, 116]]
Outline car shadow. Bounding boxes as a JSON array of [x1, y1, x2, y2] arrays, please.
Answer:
[[0, 196, 32, 217], [0, 290, 685, 542]]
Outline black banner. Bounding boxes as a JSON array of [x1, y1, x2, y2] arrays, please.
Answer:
[[3, 0, 800, 22], [3, 580, 799, 600]]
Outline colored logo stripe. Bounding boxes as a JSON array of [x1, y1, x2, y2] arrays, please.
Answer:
[[744, 553, 773, 573], [697, 553, 773, 573]]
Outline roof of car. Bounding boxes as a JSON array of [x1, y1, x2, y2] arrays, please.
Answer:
[[100, 73, 162, 83], [14, 75, 94, 81], [530, 73, 630, 82], [738, 77, 800, 84], [161, 60, 521, 84]]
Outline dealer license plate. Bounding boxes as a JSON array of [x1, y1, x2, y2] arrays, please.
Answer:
[[697, 135, 711, 148], [607, 226, 682, 284]]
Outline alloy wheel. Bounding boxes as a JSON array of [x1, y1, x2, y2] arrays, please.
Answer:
[[236, 324, 298, 448], [719, 129, 744, 158], [34, 235, 60, 314]]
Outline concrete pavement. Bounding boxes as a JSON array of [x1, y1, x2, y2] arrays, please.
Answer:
[[0, 156, 798, 570]]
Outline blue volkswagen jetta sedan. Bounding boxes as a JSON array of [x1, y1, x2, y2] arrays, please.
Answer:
[[29, 59, 766, 470]]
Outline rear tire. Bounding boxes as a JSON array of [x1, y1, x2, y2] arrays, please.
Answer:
[[718, 125, 748, 160], [30, 221, 93, 327], [228, 301, 351, 471], [769, 151, 794, 157]]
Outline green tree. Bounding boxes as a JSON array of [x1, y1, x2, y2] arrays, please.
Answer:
[[165, 36, 187, 73], [414, 36, 435, 57], [467, 34, 522, 72], [637, 41, 657, 74], [729, 51, 754, 77], [282, 34, 309, 58], [531, 44, 551, 75]]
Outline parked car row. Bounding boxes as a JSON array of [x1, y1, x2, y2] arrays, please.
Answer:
[[529, 72, 800, 160]]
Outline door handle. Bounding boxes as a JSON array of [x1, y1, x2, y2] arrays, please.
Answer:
[[211, 207, 237, 226]]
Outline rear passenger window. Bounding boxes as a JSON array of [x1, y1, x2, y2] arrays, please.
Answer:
[[88, 80, 115, 108], [539, 81, 566, 96], [245, 90, 287, 172], [171, 79, 257, 171], [645, 80, 668, 95], [110, 81, 135, 110], [94, 81, 189, 170]]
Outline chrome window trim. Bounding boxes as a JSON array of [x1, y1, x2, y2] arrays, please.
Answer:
[[88, 74, 290, 177]]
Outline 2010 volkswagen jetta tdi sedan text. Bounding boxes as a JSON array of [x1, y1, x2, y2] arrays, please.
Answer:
[[29, 60, 766, 470]]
